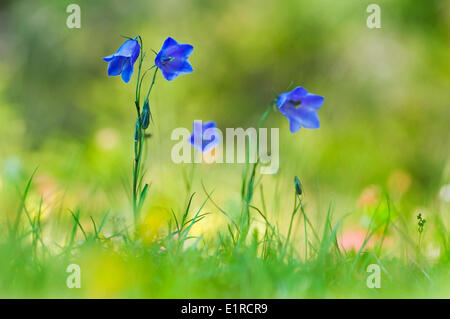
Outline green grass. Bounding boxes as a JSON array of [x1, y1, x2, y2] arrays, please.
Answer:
[[0, 169, 448, 299]]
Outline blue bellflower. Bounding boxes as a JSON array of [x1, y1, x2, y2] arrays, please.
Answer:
[[103, 37, 141, 83], [189, 121, 220, 152], [155, 37, 194, 81], [277, 87, 324, 133]]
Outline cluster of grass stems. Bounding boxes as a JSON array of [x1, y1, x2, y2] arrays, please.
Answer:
[[0, 149, 448, 298]]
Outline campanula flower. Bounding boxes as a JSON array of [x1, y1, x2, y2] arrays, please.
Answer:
[[155, 37, 193, 81], [277, 87, 324, 133], [103, 37, 141, 83], [189, 121, 219, 152]]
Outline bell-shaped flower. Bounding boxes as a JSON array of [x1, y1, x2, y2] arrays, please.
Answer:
[[277, 87, 324, 133], [189, 121, 219, 152], [103, 37, 141, 83], [155, 37, 194, 81]]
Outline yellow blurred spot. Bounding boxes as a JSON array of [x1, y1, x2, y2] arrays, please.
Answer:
[[388, 169, 411, 195], [358, 185, 381, 208], [202, 147, 218, 164], [136, 206, 169, 244], [95, 127, 119, 151], [83, 251, 130, 298], [189, 211, 224, 239]]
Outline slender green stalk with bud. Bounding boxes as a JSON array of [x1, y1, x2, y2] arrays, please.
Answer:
[[417, 213, 426, 250]]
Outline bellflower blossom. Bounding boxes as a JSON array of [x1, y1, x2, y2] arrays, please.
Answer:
[[155, 37, 194, 81], [277, 87, 324, 133], [189, 121, 220, 152], [103, 37, 141, 83]]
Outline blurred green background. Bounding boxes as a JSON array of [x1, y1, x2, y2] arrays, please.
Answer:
[[0, 0, 449, 246]]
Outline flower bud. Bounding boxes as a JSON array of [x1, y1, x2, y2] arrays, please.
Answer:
[[294, 176, 303, 195], [140, 99, 150, 130], [134, 119, 140, 142]]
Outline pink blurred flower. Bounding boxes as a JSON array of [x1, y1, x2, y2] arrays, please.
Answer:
[[358, 185, 381, 208], [339, 229, 373, 251]]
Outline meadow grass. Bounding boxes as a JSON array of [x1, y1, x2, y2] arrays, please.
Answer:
[[0, 165, 448, 299]]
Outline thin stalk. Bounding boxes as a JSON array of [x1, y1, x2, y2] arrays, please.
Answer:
[[298, 195, 308, 262], [145, 67, 159, 101], [132, 66, 159, 226], [132, 36, 145, 225], [134, 36, 144, 116], [238, 103, 273, 244], [286, 193, 299, 247]]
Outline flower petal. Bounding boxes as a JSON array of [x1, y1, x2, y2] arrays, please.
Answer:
[[188, 120, 202, 150], [279, 107, 302, 133], [189, 121, 219, 153], [289, 87, 308, 100], [121, 59, 134, 83], [202, 122, 219, 152], [160, 68, 179, 81], [160, 37, 178, 52], [202, 134, 219, 152], [277, 87, 308, 109], [280, 105, 320, 132], [165, 44, 194, 59], [276, 92, 290, 109], [296, 107, 320, 129], [115, 39, 140, 58], [177, 60, 194, 74], [203, 121, 216, 131], [301, 93, 324, 110], [188, 134, 198, 150], [107, 56, 126, 76], [154, 51, 164, 70], [289, 118, 302, 133], [103, 54, 115, 62], [160, 60, 193, 81]]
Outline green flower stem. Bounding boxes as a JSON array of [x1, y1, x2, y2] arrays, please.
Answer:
[[145, 67, 159, 101], [238, 103, 273, 244], [133, 122, 142, 222], [134, 36, 144, 117], [132, 65, 159, 226], [298, 195, 308, 263], [132, 36, 146, 225]]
